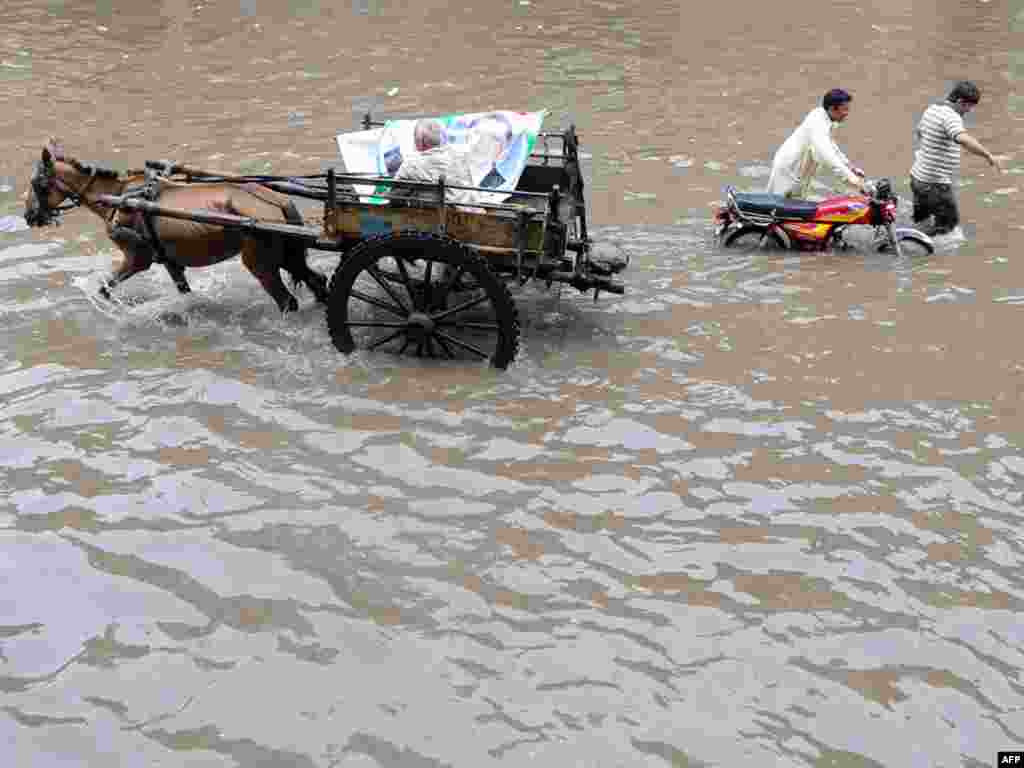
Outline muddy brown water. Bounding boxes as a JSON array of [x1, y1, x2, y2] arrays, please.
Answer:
[[2, 1, 1024, 766]]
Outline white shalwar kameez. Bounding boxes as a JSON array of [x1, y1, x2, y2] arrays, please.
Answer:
[[393, 129, 504, 209], [766, 107, 861, 199]]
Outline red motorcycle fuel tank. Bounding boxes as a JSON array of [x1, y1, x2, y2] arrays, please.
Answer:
[[811, 194, 873, 224], [777, 194, 875, 246], [781, 221, 833, 244]]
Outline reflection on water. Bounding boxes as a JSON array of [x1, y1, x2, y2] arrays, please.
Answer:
[[3, 0, 1024, 766]]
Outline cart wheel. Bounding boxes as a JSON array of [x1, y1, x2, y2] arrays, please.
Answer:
[[326, 230, 520, 369]]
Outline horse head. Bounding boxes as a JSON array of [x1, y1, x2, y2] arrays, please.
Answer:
[[23, 140, 64, 226], [23, 139, 108, 226]]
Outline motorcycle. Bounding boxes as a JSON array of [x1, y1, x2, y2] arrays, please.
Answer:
[[713, 178, 934, 258]]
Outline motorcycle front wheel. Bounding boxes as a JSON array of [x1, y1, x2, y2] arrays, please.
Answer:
[[877, 230, 934, 257], [722, 225, 787, 252]]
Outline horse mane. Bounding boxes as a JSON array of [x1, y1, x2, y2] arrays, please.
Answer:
[[62, 156, 123, 180], [46, 142, 132, 180]]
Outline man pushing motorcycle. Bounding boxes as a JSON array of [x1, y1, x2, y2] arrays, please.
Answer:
[[766, 88, 866, 200], [717, 86, 939, 257]]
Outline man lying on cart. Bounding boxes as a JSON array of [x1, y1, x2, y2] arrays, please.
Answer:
[[390, 117, 509, 210]]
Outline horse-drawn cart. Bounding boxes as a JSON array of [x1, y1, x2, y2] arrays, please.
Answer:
[[89, 110, 628, 369]]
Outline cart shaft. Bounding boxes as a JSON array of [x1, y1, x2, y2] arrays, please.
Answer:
[[95, 193, 326, 244]]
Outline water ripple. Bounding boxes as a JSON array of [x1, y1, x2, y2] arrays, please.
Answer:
[[4, 0, 1024, 764]]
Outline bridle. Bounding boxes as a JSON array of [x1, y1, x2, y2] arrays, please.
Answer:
[[29, 158, 105, 226]]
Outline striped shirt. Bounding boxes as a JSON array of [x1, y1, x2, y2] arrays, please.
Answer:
[[910, 103, 965, 185]]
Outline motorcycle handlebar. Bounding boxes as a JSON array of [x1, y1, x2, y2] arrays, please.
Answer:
[[860, 177, 895, 200]]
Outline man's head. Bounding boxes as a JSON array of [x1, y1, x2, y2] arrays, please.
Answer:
[[474, 115, 514, 163], [823, 89, 852, 122], [414, 119, 444, 152], [947, 80, 981, 115]]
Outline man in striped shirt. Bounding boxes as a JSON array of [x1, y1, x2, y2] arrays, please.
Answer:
[[910, 81, 1003, 235]]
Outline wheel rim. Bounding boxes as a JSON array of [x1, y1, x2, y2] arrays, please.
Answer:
[[879, 234, 933, 258], [342, 252, 504, 363], [725, 226, 780, 252]]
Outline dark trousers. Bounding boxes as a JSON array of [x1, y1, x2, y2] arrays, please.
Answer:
[[910, 177, 959, 235]]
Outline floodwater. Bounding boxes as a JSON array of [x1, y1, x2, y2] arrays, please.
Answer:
[[2, 0, 1023, 765]]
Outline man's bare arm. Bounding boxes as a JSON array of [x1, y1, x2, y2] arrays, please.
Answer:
[[956, 132, 1003, 172]]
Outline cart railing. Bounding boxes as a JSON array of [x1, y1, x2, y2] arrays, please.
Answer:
[[133, 165, 555, 210], [325, 170, 554, 207]]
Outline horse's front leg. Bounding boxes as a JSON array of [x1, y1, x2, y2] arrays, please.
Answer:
[[102, 226, 154, 299]]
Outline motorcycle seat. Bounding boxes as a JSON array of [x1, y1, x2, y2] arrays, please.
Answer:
[[731, 192, 818, 221]]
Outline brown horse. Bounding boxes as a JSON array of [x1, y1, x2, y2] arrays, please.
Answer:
[[23, 139, 328, 312]]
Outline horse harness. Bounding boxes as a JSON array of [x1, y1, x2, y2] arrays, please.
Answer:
[[109, 160, 294, 267], [109, 159, 175, 267]]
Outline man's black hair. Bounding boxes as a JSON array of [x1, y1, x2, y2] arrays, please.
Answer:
[[948, 80, 981, 105], [822, 89, 852, 110]]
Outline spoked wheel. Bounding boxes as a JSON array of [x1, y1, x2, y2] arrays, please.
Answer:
[[722, 224, 787, 252], [327, 230, 520, 369]]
